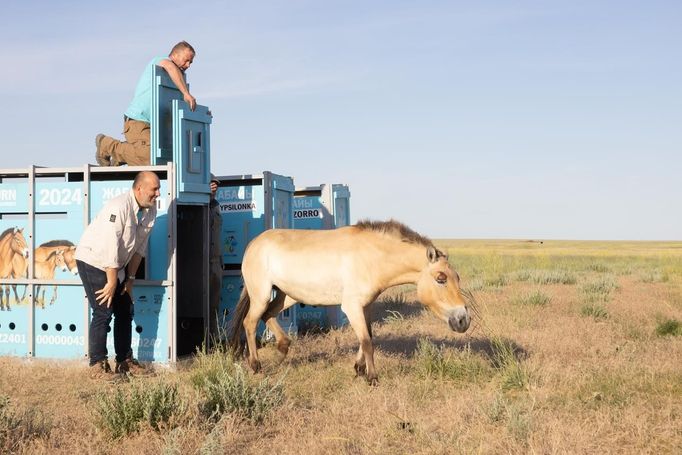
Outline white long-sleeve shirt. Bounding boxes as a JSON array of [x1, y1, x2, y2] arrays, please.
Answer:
[[75, 189, 156, 272]]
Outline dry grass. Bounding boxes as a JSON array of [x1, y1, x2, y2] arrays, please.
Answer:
[[2, 239, 682, 453]]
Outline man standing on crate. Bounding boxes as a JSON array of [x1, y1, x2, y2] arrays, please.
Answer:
[[208, 174, 223, 345], [75, 171, 160, 379], [95, 41, 197, 166]]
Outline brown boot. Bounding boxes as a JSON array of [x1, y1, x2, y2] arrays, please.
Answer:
[[115, 357, 154, 377], [95, 134, 111, 166], [89, 359, 113, 380]]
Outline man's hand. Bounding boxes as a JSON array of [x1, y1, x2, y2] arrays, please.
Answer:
[[95, 281, 117, 308], [184, 93, 196, 111]]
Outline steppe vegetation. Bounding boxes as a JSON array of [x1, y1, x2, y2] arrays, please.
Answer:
[[1, 239, 681, 453]]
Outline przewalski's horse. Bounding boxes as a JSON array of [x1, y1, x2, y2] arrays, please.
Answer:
[[12, 240, 78, 308], [0, 227, 30, 311], [229, 219, 471, 385]]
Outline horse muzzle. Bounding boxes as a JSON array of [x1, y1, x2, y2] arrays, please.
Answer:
[[448, 308, 470, 333]]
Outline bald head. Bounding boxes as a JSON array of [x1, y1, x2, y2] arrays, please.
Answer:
[[133, 171, 161, 208]]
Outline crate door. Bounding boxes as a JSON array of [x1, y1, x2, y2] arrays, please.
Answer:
[[172, 100, 212, 204]]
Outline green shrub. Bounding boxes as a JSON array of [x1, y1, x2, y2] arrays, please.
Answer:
[[587, 263, 610, 273], [513, 269, 577, 285], [414, 339, 491, 383], [581, 276, 619, 303], [581, 304, 608, 320], [490, 337, 528, 391], [640, 270, 670, 283], [485, 275, 509, 288], [655, 319, 682, 337], [193, 362, 284, 424], [510, 290, 551, 306], [95, 382, 184, 439]]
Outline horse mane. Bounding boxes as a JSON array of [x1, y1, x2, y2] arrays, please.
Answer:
[[0, 227, 15, 240], [355, 219, 434, 249], [39, 240, 75, 248]]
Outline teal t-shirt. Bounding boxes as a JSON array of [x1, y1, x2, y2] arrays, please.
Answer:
[[124, 56, 167, 123]]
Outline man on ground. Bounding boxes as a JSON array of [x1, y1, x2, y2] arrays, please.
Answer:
[[75, 171, 160, 378]]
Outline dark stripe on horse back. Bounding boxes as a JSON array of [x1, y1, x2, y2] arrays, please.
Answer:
[[355, 219, 434, 249]]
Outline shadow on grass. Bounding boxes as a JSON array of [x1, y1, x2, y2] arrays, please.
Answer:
[[375, 335, 528, 363], [286, 332, 527, 369], [370, 296, 428, 321]]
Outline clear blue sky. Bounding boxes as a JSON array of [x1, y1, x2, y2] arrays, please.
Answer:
[[1, 1, 680, 240]]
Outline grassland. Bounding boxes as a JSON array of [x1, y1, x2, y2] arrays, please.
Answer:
[[2, 239, 681, 454]]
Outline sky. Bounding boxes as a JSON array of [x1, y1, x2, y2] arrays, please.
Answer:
[[1, 0, 680, 240]]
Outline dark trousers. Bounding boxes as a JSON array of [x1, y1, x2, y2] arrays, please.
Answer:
[[77, 260, 134, 366]]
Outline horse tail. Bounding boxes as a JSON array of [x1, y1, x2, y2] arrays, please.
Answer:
[[228, 287, 251, 355]]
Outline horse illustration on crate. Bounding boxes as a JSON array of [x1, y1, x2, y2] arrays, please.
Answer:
[[10, 240, 78, 308], [0, 227, 30, 310]]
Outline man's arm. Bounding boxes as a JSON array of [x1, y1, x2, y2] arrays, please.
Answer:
[[159, 59, 196, 111], [121, 252, 144, 297]]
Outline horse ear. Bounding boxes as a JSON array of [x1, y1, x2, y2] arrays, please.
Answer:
[[427, 246, 438, 263]]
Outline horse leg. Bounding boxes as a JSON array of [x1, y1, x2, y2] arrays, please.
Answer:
[[350, 305, 374, 377], [0, 287, 5, 310], [242, 285, 273, 373], [343, 302, 378, 385], [262, 290, 293, 358], [49, 285, 57, 306], [3, 285, 10, 311], [35, 285, 46, 309], [352, 305, 374, 376]]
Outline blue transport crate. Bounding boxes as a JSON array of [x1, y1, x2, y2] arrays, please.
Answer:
[[292, 184, 351, 332], [0, 165, 207, 363], [215, 171, 295, 265], [150, 65, 212, 204], [293, 184, 351, 230], [214, 172, 297, 335]]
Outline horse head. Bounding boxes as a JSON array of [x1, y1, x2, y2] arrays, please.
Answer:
[[416, 246, 470, 333], [11, 228, 29, 258], [54, 249, 67, 272], [62, 246, 78, 275]]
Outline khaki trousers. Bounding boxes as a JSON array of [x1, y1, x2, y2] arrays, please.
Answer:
[[100, 118, 151, 166]]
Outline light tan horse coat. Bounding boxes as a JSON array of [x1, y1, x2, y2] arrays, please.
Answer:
[[229, 220, 470, 384], [0, 228, 29, 310]]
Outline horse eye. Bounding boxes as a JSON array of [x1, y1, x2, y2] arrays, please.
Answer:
[[436, 272, 447, 284]]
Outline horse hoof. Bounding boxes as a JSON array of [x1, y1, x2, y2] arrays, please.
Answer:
[[249, 359, 261, 373], [367, 376, 379, 386], [354, 363, 367, 377], [277, 339, 291, 356]]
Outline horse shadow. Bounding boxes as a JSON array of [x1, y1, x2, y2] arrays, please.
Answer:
[[287, 326, 528, 368], [370, 296, 426, 321], [374, 335, 528, 364]]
